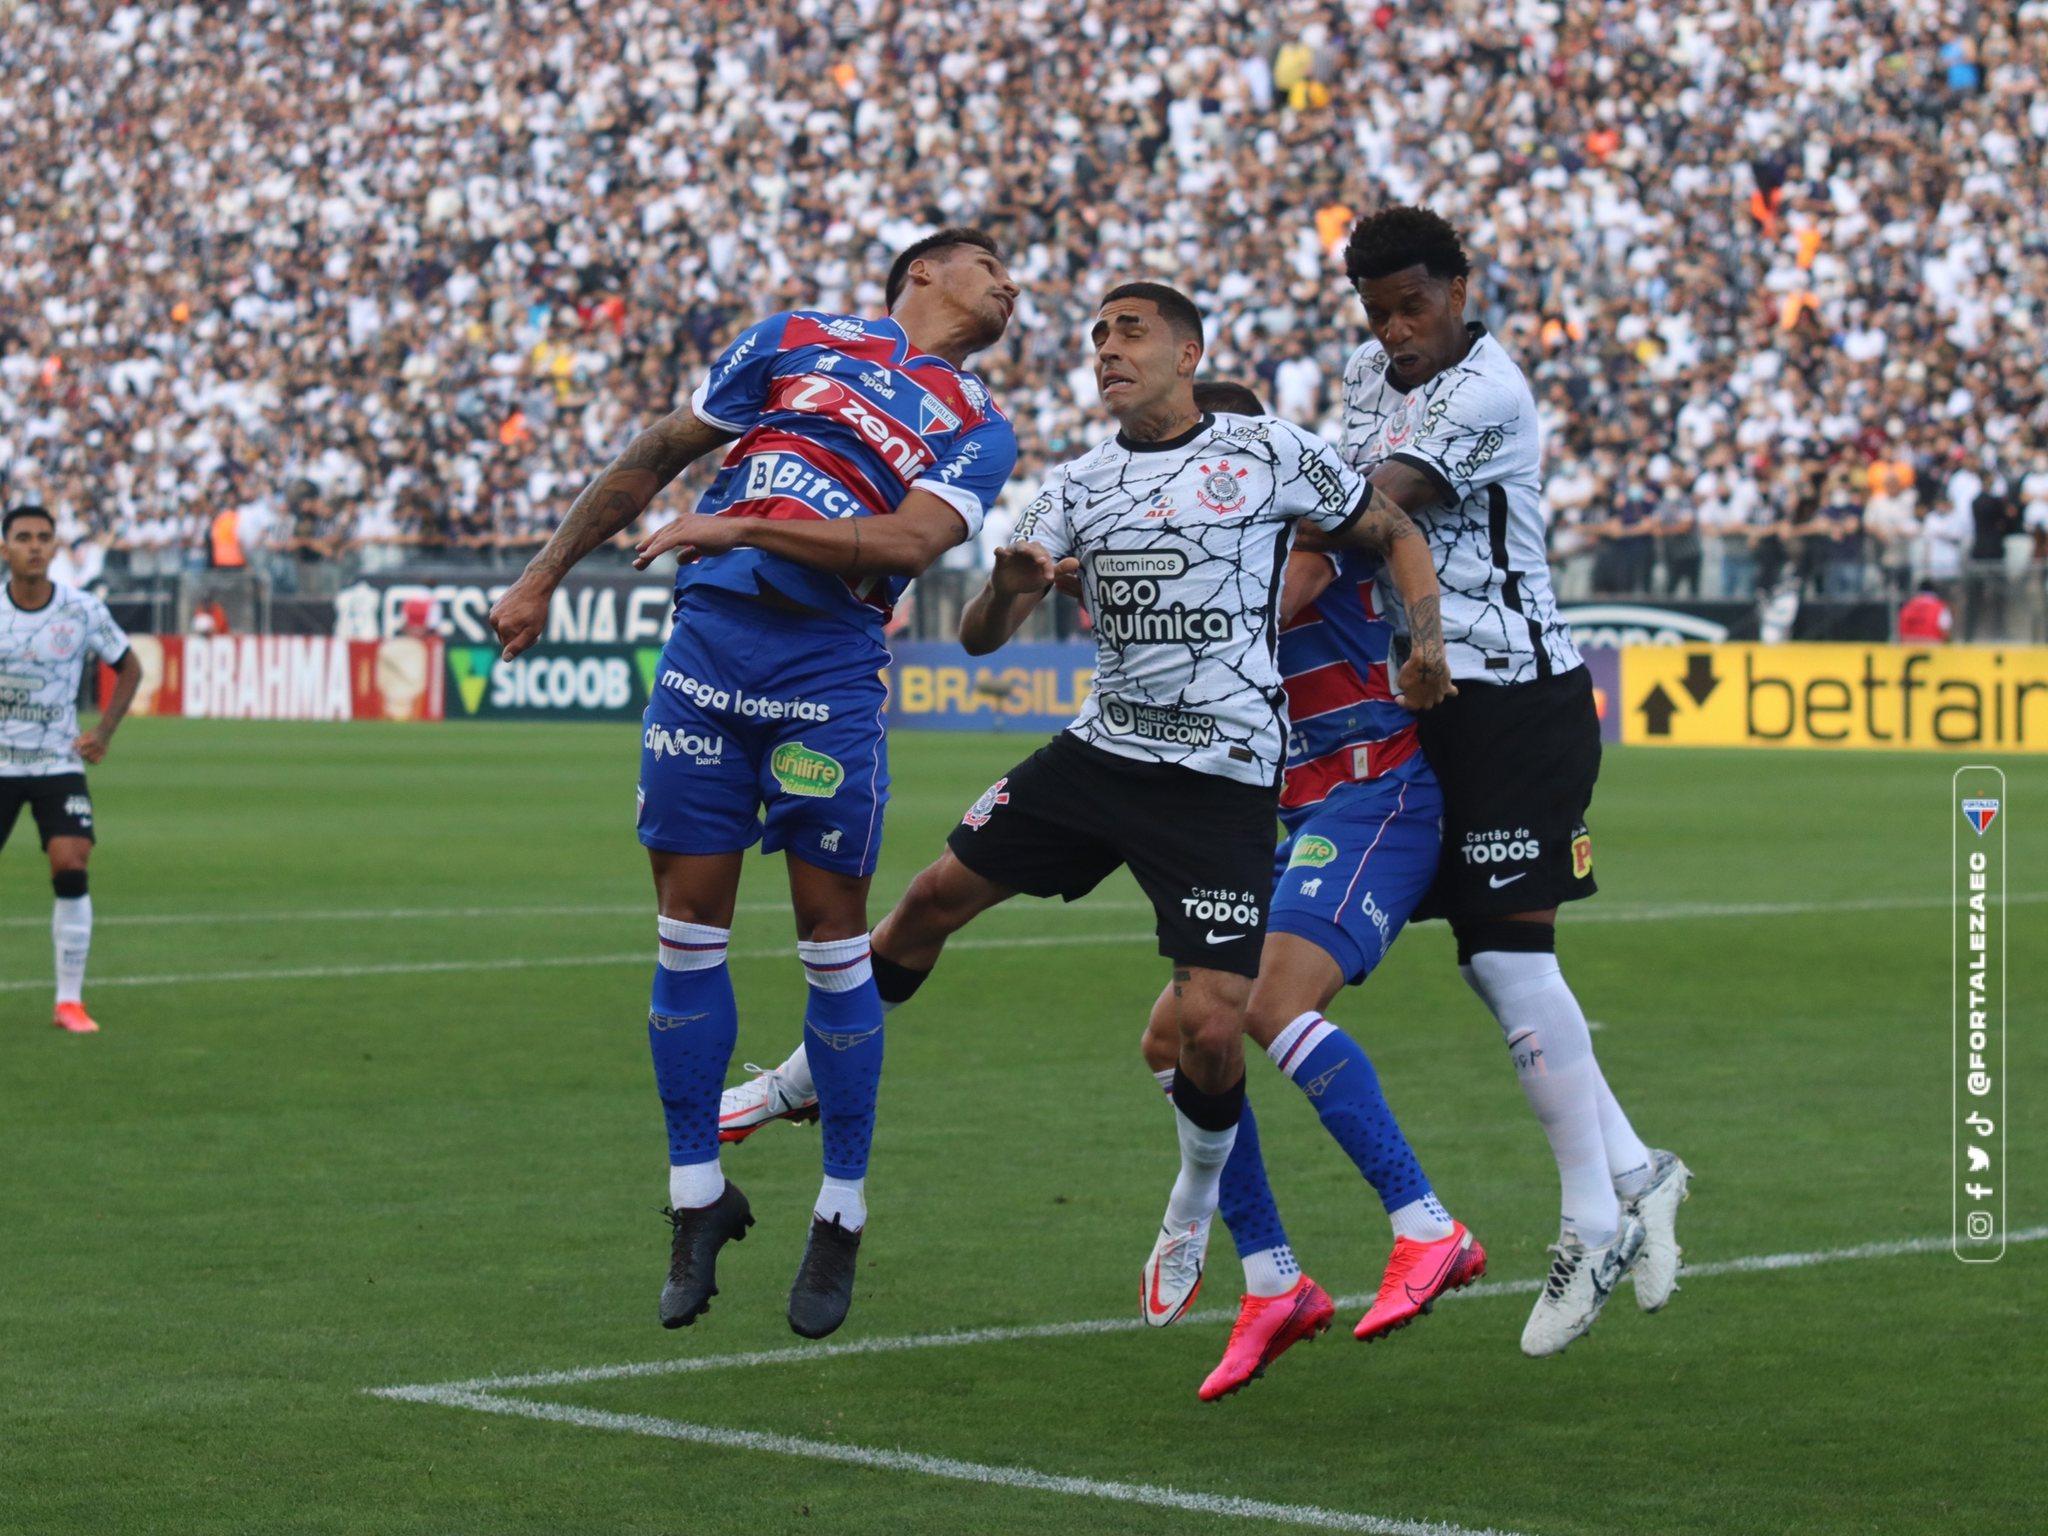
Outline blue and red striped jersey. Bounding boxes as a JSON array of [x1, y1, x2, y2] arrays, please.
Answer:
[[682, 310, 1016, 633], [1277, 547, 1430, 824]]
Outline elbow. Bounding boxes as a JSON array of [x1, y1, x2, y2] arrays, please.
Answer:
[[958, 628, 999, 657]]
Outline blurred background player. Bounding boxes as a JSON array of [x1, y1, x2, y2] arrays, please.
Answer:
[[1128, 378, 1483, 1403], [1, 505, 144, 1034], [1337, 205, 1692, 1357], [717, 287, 1452, 1379], [489, 230, 1019, 1340]]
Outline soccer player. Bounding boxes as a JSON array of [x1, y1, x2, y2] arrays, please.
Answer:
[[1, 505, 143, 1034], [488, 229, 1020, 1340], [1131, 378, 1484, 1401], [717, 283, 1453, 1349], [1336, 206, 1691, 1356]]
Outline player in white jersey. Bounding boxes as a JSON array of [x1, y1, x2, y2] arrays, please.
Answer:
[[2, 506, 144, 1033], [716, 282, 1453, 1327], [1335, 207, 1691, 1355]]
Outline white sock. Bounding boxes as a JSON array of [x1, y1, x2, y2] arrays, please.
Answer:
[[1595, 1064, 1655, 1197], [1165, 1107, 1238, 1228], [1389, 1193, 1456, 1243], [54, 894, 91, 1005], [669, 1158, 724, 1211], [1463, 954, 1620, 1245], [1240, 1244, 1300, 1297], [815, 1174, 866, 1231], [1151, 1066, 1176, 1098], [777, 1042, 817, 1101]]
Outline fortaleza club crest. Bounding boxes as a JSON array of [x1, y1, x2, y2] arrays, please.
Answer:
[[1196, 460, 1250, 515], [1962, 799, 1999, 835], [962, 777, 1010, 830]]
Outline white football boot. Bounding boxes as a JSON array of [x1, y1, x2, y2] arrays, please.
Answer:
[[1623, 1150, 1692, 1312], [1141, 1214, 1212, 1327], [717, 1062, 818, 1144], [1520, 1214, 1646, 1357]]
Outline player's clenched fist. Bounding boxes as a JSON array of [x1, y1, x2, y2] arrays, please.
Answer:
[[487, 575, 552, 661], [990, 541, 1058, 594], [1393, 650, 1457, 711]]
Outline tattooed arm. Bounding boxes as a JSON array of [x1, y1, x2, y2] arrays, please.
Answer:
[[1328, 463, 1457, 709], [488, 408, 732, 659]]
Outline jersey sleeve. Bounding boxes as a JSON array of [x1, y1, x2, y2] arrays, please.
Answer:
[[1386, 372, 1525, 508], [687, 312, 795, 435], [1008, 468, 1075, 561], [83, 594, 130, 664], [911, 415, 1018, 539], [1275, 420, 1371, 534]]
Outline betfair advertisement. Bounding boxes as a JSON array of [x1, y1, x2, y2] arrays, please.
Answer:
[[1622, 644, 2048, 752]]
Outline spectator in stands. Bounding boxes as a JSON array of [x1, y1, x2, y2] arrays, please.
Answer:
[[1897, 582, 1955, 645]]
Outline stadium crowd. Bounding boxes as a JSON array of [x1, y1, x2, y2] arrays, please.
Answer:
[[2, 0, 2046, 626]]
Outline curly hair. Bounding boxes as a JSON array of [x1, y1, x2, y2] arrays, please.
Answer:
[[1343, 205, 1471, 286]]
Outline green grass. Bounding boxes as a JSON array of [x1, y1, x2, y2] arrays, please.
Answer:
[[2, 721, 2042, 1536]]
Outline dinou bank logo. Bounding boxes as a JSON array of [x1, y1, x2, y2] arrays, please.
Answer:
[[770, 742, 845, 798]]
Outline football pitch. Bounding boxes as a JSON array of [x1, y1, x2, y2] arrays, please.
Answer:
[[3, 720, 2041, 1536]]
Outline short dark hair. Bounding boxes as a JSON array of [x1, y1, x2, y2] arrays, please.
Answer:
[[1344, 205, 1472, 286], [1193, 379, 1266, 416], [885, 227, 1001, 311], [1098, 281, 1204, 347], [3, 505, 55, 537]]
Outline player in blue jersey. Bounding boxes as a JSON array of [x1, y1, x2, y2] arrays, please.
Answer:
[[489, 228, 1019, 1340]]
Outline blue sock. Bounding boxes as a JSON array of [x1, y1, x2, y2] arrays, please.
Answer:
[[650, 918, 737, 1207], [800, 936, 885, 1201], [1217, 1097, 1291, 1258], [1268, 1011, 1433, 1216]]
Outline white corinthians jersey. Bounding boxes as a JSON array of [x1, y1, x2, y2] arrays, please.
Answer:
[[1015, 412, 1367, 787], [1342, 325, 1581, 684], [0, 583, 130, 776]]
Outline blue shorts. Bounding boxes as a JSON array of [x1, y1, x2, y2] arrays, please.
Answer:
[[1269, 770, 1443, 985], [637, 589, 890, 877]]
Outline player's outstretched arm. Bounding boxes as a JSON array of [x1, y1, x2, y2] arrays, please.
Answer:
[[77, 649, 143, 765], [631, 489, 968, 583], [489, 408, 733, 659], [957, 542, 1058, 655], [1330, 465, 1456, 710]]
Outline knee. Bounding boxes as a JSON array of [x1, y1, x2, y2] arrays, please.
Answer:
[[1176, 996, 1244, 1067], [1140, 991, 1177, 1073], [892, 862, 974, 942]]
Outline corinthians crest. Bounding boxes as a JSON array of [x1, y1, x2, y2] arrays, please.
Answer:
[[1195, 460, 1250, 515]]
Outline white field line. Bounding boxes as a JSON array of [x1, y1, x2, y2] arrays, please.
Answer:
[[367, 1386, 1529, 1536], [404, 1224, 2048, 1396], [0, 929, 1157, 993], [2, 888, 2039, 932]]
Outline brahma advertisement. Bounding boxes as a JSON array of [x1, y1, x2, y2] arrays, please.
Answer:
[[103, 636, 444, 720]]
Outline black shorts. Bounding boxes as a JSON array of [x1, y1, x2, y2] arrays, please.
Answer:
[[1413, 665, 1599, 922], [0, 773, 96, 852], [946, 732, 1277, 978]]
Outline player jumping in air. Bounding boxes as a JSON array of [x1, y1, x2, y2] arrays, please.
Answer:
[[1336, 206, 1691, 1356], [725, 379, 1482, 1401], [2, 505, 144, 1034], [716, 284, 1453, 1368], [489, 229, 1019, 1340]]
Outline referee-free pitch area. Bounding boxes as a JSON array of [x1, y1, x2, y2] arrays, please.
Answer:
[[2, 721, 2040, 1536]]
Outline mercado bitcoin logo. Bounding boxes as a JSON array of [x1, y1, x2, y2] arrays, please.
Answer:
[[771, 742, 845, 798], [1288, 835, 1340, 869], [449, 646, 496, 715]]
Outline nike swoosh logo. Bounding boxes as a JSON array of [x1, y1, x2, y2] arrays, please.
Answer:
[[1205, 930, 1245, 945], [1488, 872, 1527, 889], [1403, 1233, 1468, 1308]]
